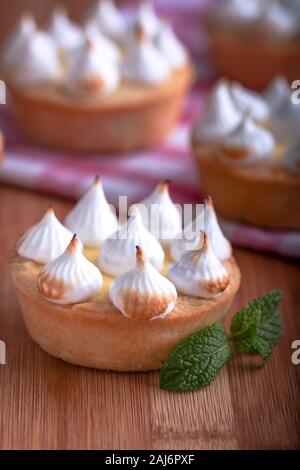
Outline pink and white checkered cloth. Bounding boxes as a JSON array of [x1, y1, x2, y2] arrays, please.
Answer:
[[0, 0, 299, 259]]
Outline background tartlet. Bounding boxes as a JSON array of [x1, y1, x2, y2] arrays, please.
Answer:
[[1, 1, 193, 152], [192, 78, 300, 230], [205, 0, 300, 89]]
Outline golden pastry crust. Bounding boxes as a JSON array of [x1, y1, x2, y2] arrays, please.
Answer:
[[7, 65, 193, 153], [205, 17, 300, 89], [193, 141, 300, 230], [10, 250, 240, 371]]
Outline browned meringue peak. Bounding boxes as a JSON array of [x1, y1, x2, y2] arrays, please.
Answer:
[[8, 27, 62, 87], [17, 205, 78, 264], [217, 113, 275, 167], [38, 234, 103, 305], [170, 196, 232, 262], [98, 204, 164, 276], [122, 22, 170, 85], [65, 37, 120, 96], [168, 232, 230, 299], [109, 246, 177, 320], [1, 13, 36, 73], [136, 179, 182, 246], [193, 79, 243, 144], [134, 22, 147, 43], [65, 175, 119, 248], [230, 82, 270, 123], [134, 1, 163, 40], [204, 196, 232, 261], [84, 21, 121, 64], [154, 18, 188, 70], [87, 0, 127, 42], [47, 6, 83, 52]]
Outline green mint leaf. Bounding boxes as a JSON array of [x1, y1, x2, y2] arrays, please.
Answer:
[[160, 323, 231, 392], [230, 289, 283, 362]]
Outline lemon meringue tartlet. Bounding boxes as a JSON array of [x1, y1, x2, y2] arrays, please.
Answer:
[[206, 0, 300, 89], [1, 1, 192, 153], [10, 184, 240, 371], [192, 78, 300, 230]]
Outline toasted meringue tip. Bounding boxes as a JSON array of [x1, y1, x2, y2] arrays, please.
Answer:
[[200, 275, 229, 296], [135, 22, 147, 42], [205, 195, 214, 207], [129, 204, 140, 217], [67, 234, 79, 253], [93, 174, 101, 186], [46, 205, 54, 215], [158, 179, 171, 192], [136, 245, 147, 267], [202, 231, 209, 250]]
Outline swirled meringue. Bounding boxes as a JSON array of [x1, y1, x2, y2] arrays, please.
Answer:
[[230, 83, 270, 122], [109, 246, 177, 320], [122, 24, 170, 85], [204, 197, 232, 261], [89, 0, 126, 41], [47, 7, 83, 52], [133, 1, 162, 39], [170, 197, 232, 262], [17, 206, 75, 264], [65, 176, 119, 248], [193, 79, 242, 144], [1, 14, 36, 73], [98, 205, 164, 276], [254, 0, 299, 39], [155, 21, 187, 70], [38, 235, 103, 305], [264, 75, 290, 112], [136, 180, 182, 247], [64, 38, 120, 96], [10, 30, 61, 87], [218, 114, 275, 167], [270, 94, 300, 144], [84, 22, 121, 64], [168, 233, 229, 299], [170, 221, 204, 262], [282, 142, 300, 176]]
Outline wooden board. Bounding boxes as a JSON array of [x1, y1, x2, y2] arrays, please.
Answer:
[[0, 185, 299, 450]]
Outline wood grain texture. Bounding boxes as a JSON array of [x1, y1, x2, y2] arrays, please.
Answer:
[[0, 185, 299, 450]]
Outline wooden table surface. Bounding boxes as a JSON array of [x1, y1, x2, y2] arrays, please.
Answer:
[[0, 185, 299, 450]]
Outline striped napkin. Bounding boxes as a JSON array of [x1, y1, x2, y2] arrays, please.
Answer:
[[0, 0, 299, 259]]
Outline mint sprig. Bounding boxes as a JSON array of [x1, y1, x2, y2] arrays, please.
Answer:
[[230, 289, 283, 362], [160, 324, 231, 392], [160, 290, 283, 392]]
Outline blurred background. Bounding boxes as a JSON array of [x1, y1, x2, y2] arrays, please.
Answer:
[[0, 0, 299, 258], [0, 0, 212, 71]]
